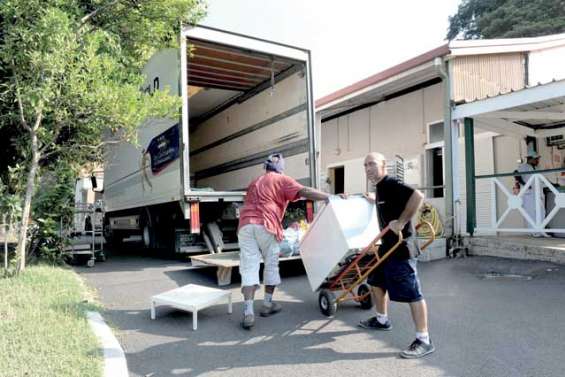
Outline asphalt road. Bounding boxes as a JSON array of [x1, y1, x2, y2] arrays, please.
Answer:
[[77, 251, 565, 377]]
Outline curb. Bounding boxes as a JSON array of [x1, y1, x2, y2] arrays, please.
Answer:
[[86, 311, 129, 377]]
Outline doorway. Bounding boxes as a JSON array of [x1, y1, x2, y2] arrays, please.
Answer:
[[427, 147, 444, 198], [328, 166, 344, 194]]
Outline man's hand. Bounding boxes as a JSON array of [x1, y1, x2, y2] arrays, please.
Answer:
[[388, 219, 405, 235], [363, 192, 375, 204], [324, 193, 348, 204]]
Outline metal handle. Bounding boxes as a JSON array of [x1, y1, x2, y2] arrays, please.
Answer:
[[415, 221, 435, 251]]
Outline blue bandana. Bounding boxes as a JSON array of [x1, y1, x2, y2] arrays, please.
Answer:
[[264, 153, 285, 173]]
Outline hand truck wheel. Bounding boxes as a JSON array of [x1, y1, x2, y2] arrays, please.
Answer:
[[318, 289, 337, 317], [357, 284, 373, 310]]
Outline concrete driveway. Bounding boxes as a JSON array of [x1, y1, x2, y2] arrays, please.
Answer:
[[77, 252, 565, 377]]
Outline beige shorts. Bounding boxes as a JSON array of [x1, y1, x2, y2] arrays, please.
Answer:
[[238, 224, 281, 287]]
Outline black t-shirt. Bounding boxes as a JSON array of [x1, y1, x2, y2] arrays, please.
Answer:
[[375, 175, 416, 259]]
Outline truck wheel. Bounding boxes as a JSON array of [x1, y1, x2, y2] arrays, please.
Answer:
[[318, 289, 337, 317], [142, 224, 154, 249], [357, 284, 373, 310], [141, 209, 157, 250], [103, 217, 122, 249]]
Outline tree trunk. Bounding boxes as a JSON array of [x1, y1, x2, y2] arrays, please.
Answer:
[[15, 130, 40, 273]]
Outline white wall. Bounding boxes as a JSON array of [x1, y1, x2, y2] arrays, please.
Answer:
[[191, 72, 310, 189], [529, 45, 565, 86]]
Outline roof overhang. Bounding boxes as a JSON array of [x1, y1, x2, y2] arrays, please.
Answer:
[[449, 32, 565, 56], [316, 44, 449, 117], [317, 59, 444, 121], [453, 79, 565, 138]]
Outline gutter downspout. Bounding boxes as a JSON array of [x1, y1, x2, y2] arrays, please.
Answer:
[[435, 57, 455, 242]]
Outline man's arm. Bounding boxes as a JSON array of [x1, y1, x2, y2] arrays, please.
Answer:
[[298, 187, 331, 202], [389, 189, 424, 234]]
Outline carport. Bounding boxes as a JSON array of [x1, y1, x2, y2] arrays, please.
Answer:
[[451, 79, 565, 235]]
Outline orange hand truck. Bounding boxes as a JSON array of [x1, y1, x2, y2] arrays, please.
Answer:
[[317, 221, 435, 316]]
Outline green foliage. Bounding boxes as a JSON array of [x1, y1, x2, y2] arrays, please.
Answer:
[[447, 0, 565, 40], [29, 218, 67, 264], [0, 180, 21, 222], [283, 206, 306, 228], [30, 162, 76, 264], [0, 0, 206, 267]]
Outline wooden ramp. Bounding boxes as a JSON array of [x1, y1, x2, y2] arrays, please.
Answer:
[[190, 251, 301, 286]]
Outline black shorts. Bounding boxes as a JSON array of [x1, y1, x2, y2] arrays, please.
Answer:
[[366, 256, 423, 303]]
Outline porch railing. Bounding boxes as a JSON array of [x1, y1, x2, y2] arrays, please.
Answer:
[[473, 168, 565, 235]]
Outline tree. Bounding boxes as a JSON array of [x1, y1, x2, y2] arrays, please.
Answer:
[[0, 0, 206, 273], [447, 0, 565, 40]]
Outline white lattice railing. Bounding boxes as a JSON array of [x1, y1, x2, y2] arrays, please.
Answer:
[[476, 173, 565, 234]]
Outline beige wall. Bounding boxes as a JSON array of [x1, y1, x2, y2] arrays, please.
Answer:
[[320, 83, 444, 195]]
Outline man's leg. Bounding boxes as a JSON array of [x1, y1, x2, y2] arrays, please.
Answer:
[[397, 259, 434, 359], [372, 286, 389, 317], [409, 299, 428, 333], [238, 225, 262, 329], [359, 273, 391, 330], [523, 191, 542, 237], [256, 226, 282, 317]]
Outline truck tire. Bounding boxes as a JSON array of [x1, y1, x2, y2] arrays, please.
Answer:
[[141, 209, 157, 250], [103, 216, 122, 249], [142, 223, 155, 249]]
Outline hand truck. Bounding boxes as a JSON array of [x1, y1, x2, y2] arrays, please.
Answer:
[[317, 221, 435, 316]]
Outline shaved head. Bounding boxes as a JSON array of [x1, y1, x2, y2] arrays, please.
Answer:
[[364, 152, 387, 183], [365, 152, 386, 164]]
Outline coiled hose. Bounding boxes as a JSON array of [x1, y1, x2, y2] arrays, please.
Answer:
[[417, 202, 443, 238]]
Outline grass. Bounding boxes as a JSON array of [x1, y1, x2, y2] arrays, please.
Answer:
[[0, 265, 103, 377]]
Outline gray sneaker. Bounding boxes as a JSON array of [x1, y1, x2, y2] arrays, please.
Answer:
[[260, 302, 282, 317], [358, 316, 392, 331], [241, 313, 255, 330], [399, 338, 435, 359]]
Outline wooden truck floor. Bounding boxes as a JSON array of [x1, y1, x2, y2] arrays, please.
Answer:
[[190, 251, 301, 286]]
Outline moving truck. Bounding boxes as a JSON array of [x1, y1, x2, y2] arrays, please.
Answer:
[[102, 25, 318, 254]]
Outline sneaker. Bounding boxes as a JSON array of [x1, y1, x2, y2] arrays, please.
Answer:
[[260, 302, 282, 317], [358, 316, 392, 331], [399, 338, 435, 359], [241, 313, 255, 330]]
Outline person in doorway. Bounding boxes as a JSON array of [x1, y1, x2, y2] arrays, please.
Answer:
[[359, 152, 434, 359], [514, 151, 548, 237], [238, 153, 331, 330]]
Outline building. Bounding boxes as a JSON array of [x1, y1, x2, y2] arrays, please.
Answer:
[[315, 33, 565, 247]]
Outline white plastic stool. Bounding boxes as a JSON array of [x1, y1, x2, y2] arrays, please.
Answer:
[[150, 284, 232, 330]]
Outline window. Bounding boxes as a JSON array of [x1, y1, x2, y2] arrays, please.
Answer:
[[427, 121, 444, 144], [425, 121, 444, 198]]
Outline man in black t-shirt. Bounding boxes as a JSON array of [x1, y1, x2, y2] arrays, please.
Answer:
[[358, 152, 434, 359]]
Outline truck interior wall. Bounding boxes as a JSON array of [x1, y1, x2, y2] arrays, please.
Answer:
[[189, 72, 310, 190]]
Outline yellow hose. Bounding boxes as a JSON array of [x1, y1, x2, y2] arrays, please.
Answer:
[[417, 202, 443, 238]]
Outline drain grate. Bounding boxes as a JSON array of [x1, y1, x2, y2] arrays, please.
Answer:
[[479, 272, 533, 280]]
